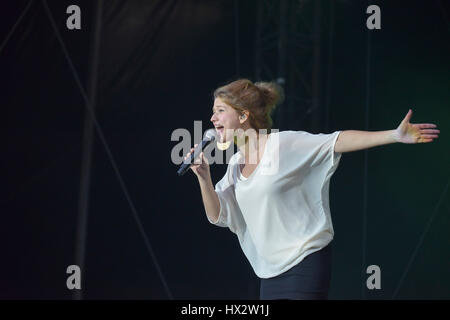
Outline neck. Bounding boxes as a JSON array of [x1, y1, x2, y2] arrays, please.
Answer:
[[238, 131, 268, 164]]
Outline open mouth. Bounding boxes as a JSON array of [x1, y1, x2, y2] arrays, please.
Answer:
[[216, 126, 224, 134]]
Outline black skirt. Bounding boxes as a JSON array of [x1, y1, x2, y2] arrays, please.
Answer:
[[259, 243, 333, 300]]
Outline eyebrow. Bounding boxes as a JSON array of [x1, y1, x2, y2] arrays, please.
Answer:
[[212, 105, 226, 111]]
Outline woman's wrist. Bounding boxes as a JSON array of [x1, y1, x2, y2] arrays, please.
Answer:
[[390, 129, 400, 143], [197, 172, 212, 185]]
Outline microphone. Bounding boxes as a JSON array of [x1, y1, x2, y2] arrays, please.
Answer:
[[177, 128, 217, 176]]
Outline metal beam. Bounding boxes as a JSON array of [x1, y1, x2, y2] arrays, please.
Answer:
[[254, 0, 323, 132]]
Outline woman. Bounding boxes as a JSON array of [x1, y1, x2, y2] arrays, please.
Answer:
[[184, 79, 439, 300]]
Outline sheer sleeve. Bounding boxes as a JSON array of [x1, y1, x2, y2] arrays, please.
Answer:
[[309, 131, 342, 169], [288, 130, 342, 169], [207, 159, 245, 235]]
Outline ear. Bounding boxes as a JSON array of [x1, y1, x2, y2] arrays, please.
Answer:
[[239, 110, 250, 123]]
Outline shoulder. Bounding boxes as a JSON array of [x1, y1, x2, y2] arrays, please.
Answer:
[[271, 130, 340, 152], [271, 130, 311, 139], [270, 130, 313, 146], [274, 130, 338, 142]]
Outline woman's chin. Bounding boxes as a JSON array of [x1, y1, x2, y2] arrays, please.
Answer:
[[219, 131, 231, 143], [217, 139, 232, 151]]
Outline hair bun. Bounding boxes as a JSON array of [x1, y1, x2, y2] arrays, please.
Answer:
[[254, 81, 285, 115]]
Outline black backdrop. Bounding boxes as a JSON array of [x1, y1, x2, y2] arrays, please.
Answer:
[[1, 0, 449, 299]]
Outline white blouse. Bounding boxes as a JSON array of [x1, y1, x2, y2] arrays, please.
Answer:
[[208, 130, 342, 279]]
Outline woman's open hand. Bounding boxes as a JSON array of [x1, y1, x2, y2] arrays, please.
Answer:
[[393, 109, 440, 144]]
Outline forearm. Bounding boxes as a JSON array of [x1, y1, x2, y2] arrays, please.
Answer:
[[197, 176, 220, 223], [335, 129, 397, 153]]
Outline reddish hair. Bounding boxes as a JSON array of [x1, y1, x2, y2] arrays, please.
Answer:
[[213, 79, 284, 133]]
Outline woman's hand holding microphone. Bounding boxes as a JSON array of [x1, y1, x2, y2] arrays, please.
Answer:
[[183, 144, 211, 181]]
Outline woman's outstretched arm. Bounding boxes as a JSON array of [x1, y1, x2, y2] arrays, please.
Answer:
[[334, 109, 440, 153]]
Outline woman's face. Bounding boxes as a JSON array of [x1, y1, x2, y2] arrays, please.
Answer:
[[210, 97, 246, 143]]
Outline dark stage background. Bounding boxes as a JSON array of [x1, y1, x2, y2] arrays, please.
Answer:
[[1, 0, 449, 299]]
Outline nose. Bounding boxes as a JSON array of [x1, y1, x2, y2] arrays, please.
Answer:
[[210, 113, 217, 123]]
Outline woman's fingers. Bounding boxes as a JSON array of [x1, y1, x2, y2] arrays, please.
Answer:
[[184, 146, 196, 159], [420, 129, 439, 140], [184, 144, 202, 167], [417, 123, 437, 129], [421, 134, 439, 139], [201, 152, 209, 165], [420, 129, 440, 134]]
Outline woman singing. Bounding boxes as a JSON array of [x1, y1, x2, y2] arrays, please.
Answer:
[[183, 79, 439, 300]]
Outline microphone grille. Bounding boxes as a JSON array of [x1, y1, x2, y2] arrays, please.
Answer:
[[204, 128, 217, 141]]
